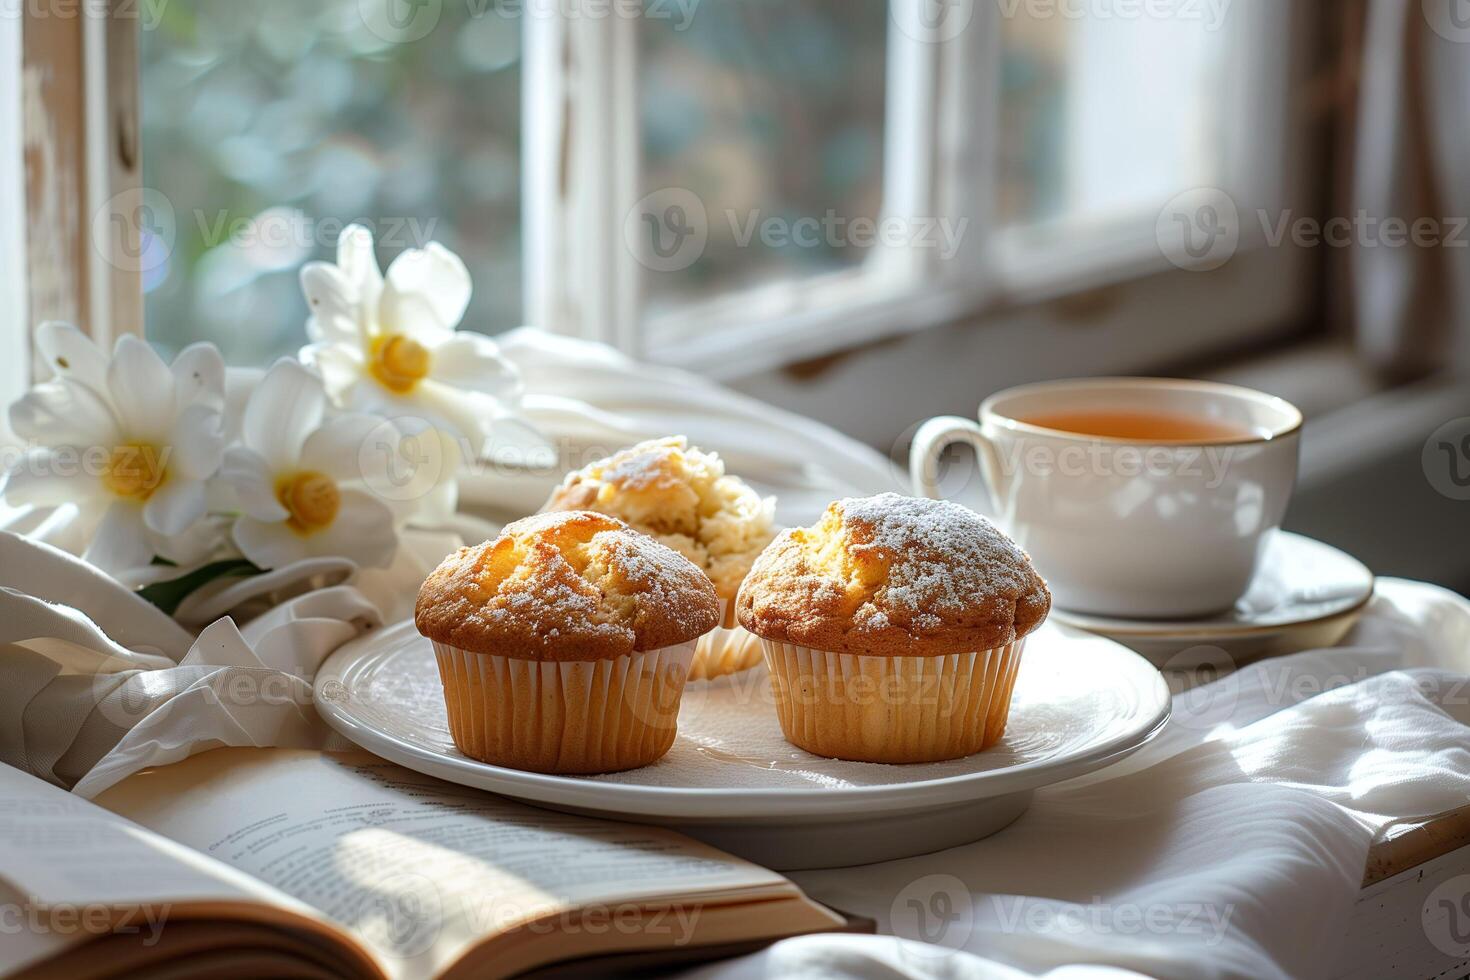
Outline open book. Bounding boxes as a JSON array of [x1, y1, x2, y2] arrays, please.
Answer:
[[1, 749, 856, 979]]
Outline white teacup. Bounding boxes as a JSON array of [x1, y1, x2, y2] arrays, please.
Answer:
[[910, 378, 1302, 619]]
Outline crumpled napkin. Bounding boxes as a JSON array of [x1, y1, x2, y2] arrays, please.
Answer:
[[0, 530, 419, 799], [680, 579, 1470, 980], [466, 328, 902, 522]]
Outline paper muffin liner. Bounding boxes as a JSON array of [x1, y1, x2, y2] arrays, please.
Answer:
[[432, 640, 696, 774], [689, 597, 763, 681], [757, 637, 1027, 764]]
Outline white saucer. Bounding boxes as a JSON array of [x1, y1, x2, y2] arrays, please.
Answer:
[[1051, 531, 1375, 670], [314, 621, 1170, 871]]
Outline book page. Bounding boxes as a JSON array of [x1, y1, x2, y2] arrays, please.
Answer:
[[97, 748, 809, 980], [0, 763, 315, 976]]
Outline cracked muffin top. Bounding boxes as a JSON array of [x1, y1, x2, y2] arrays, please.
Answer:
[[544, 437, 777, 599], [736, 493, 1050, 656], [416, 510, 720, 660]]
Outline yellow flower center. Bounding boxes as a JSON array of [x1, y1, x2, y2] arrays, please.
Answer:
[[369, 334, 432, 394], [102, 444, 168, 501], [276, 471, 341, 534]]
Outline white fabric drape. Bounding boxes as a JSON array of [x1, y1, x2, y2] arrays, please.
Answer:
[[688, 580, 1470, 980]]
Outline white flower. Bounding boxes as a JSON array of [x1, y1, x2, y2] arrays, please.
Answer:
[[4, 324, 226, 573], [220, 359, 398, 570], [298, 224, 537, 460]]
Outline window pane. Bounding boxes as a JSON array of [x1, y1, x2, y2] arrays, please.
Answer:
[[998, 2, 1235, 229], [141, 0, 522, 364], [637, 0, 888, 317]]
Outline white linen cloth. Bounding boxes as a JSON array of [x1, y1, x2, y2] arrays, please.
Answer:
[[470, 328, 902, 522], [687, 579, 1470, 980], [3, 328, 1469, 978]]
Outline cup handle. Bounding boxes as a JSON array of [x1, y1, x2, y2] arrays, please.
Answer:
[[909, 416, 1001, 507]]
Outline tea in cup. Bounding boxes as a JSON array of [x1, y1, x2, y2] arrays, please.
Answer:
[[910, 378, 1302, 619]]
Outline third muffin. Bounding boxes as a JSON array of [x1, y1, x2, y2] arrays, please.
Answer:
[[545, 437, 776, 680], [737, 493, 1051, 764]]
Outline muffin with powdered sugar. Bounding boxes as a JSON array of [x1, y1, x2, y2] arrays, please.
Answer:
[[737, 493, 1050, 764], [545, 437, 776, 680], [417, 510, 719, 774]]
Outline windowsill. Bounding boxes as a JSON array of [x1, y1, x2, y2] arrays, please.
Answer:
[[1200, 337, 1382, 423], [1201, 339, 1470, 491]]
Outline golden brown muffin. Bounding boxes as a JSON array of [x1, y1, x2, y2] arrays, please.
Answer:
[[415, 512, 721, 774], [545, 437, 777, 680], [417, 510, 720, 661], [545, 437, 776, 601], [737, 493, 1050, 657], [736, 493, 1051, 764]]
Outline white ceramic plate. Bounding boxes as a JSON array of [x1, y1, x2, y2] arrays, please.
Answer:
[[1051, 531, 1375, 669], [315, 621, 1170, 869]]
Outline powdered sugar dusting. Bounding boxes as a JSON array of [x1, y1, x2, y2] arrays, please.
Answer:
[[416, 511, 721, 657], [837, 493, 1036, 631], [737, 493, 1051, 656]]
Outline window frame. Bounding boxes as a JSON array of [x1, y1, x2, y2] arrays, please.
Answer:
[[10, 0, 1321, 399], [523, 0, 1319, 382], [8, 0, 142, 401], [1, 12, 27, 417]]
